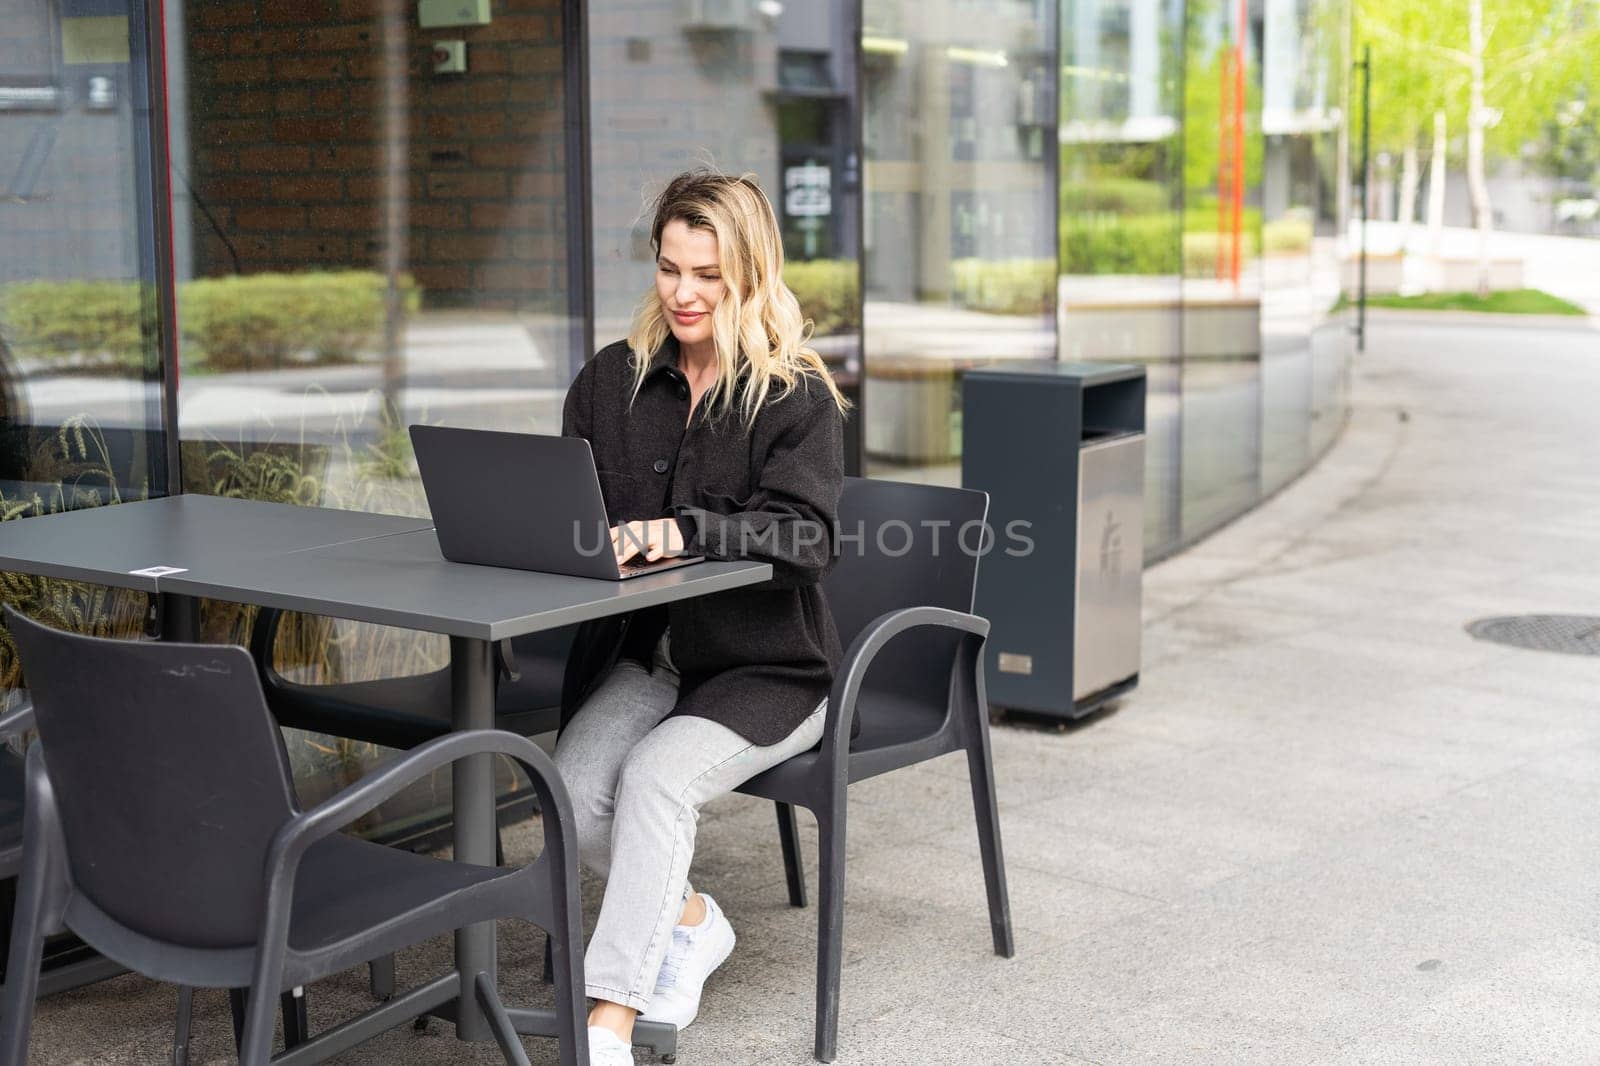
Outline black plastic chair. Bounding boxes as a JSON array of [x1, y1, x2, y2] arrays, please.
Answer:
[[0, 697, 322, 1064], [249, 610, 573, 752], [0, 701, 127, 995], [735, 477, 1016, 1062], [0, 610, 588, 1066]]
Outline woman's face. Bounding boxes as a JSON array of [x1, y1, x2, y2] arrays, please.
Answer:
[[656, 219, 725, 353]]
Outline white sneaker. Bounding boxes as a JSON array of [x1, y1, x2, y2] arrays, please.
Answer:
[[640, 893, 736, 1029], [587, 1024, 634, 1066]]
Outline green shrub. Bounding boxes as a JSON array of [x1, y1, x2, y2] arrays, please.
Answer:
[[0, 271, 420, 375], [950, 258, 1056, 315], [784, 259, 860, 337], [0, 280, 148, 370], [1060, 214, 1182, 275], [1061, 177, 1171, 216], [1262, 216, 1314, 254], [183, 271, 419, 372]]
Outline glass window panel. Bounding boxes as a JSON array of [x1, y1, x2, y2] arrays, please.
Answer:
[[1060, 0, 1184, 557], [0, 1, 168, 689], [863, 0, 1056, 486], [586, 1, 863, 469], [166, 0, 572, 804], [1179, 0, 1263, 542]]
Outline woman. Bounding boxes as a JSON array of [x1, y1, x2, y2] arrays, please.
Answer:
[[555, 170, 849, 1065]]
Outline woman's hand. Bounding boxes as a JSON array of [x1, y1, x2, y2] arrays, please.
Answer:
[[610, 518, 686, 565]]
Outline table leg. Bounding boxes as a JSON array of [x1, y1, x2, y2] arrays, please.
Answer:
[[449, 635, 496, 1043], [157, 592, 201, 643]]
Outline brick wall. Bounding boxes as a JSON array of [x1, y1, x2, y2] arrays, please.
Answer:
[[182, 0, 566, 313]]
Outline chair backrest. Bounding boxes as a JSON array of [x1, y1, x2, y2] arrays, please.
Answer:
[[823, 478, 988, 709], [6, 609, 299, 950]]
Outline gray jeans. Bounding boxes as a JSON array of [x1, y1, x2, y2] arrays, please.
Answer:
[[553, 631, 826, 1011]]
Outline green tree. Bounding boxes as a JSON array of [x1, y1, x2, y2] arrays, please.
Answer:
[[1360, 0, 1600, 287]]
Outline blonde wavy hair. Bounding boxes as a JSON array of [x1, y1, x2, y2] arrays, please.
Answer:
[[628, 169, 850, 428]]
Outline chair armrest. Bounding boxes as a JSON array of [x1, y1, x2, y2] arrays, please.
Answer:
[[248, 729, 580, 1002], [275, 729, 565, 863], [819, 606, 989, 765]]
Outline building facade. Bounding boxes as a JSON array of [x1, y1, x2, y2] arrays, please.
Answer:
[[0, 0, 1352, 771]]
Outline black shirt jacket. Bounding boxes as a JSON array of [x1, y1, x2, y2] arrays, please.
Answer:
[[558, 336, 845, 747]]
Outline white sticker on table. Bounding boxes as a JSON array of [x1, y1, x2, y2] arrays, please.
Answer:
[[128, 566, 189, 578]]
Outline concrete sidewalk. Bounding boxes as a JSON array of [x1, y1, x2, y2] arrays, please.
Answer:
[[27, 314, 1600, 1063]]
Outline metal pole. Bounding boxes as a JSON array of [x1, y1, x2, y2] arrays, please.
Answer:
[[1357, 43, 1371, 352], [449, 635, 496, 1043]]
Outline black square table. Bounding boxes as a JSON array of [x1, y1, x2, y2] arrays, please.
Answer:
[[0, 495, 772, 1059], [0, 494, 435, 640]]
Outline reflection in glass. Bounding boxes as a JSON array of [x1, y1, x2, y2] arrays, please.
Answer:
[[166, 2, 573, 801], [1060, 0, 1185, 554], [586, 1, 863, 468], [862, 0, 1056, 485], [0, 4, 165, 686], [1260, 0, 1349, 493], [171, 0, 572, 532], [1179, 0, 1264, 542]]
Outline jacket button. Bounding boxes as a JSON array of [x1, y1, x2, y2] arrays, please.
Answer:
[[652, 458, 669, 474]]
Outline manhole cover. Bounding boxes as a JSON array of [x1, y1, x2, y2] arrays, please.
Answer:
[[1465, 615, 1600, 656]]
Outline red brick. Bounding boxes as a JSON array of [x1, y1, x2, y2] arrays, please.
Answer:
[[196, 1, 257, 30], [468, 201, 554, 230], [506, 110, 562, 138], [343, 113, 378, 140], [199, 118, 271, 145], [232, 89, 275, 114], [211, 58, 270, 85], [408, 203, 468, 228], [309, 203, 379, 231], [507, 45, 561, 75], [203, 174, 271, 200], [311, 85, 349, 111], [506, 74, 563, 105], [228, 29, 301, 56], [238, 145, 313, 171], [464, 47, 509, 74], [271, 173, 346, 201], [409, 264, 472, 291], [469, 141, 543, 168], [343, 172, 425, 201], [336, 0, 382, 18], [474, 14, 551, 42], [424, 233, 514, 262], [274, 87, 310, 111], [272, 116, 347, 143], [507, 171, 562, 198], [415, 80, 472, 108], [233, 205, 309, 231], [346, 50, 422, 79], [275, 55, 347, 81], [262, 0, 336, 25], [303, 24, 374, 51], [315, 143, 381, 169], [421, 110, 505, 138], [191, 31, 231, 58], [466, 77, 511, 105], [474, 262, 553, 291], [511, 233, 561, 260], [426, 171, 506, 198], [276, 235, 352, 262]]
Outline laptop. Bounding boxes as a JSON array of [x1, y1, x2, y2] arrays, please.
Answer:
[[410, 424, 704, 580]]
